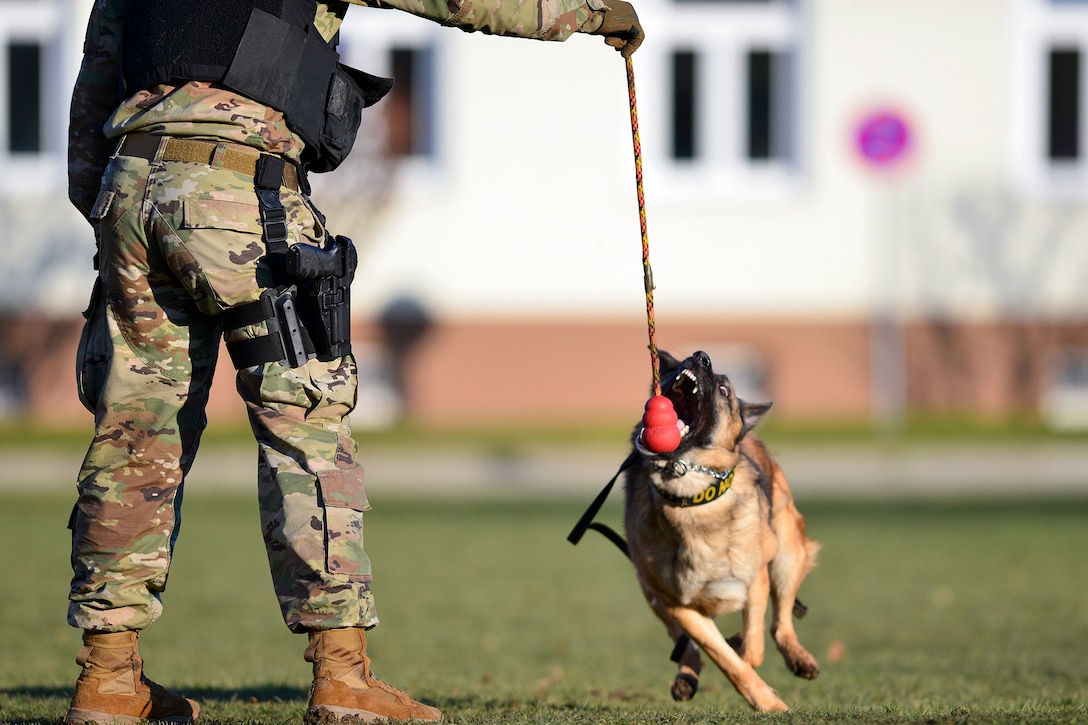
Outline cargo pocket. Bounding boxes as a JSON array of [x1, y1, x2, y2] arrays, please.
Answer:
[[316, 465, 372, 581], [76, 277, 111, 413], [172, 194, 268, 312]]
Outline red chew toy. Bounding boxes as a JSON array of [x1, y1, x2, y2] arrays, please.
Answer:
[[640, 395, 681, 453]]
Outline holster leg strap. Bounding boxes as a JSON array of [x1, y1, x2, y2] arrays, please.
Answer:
[[221, 287, 315, 369]]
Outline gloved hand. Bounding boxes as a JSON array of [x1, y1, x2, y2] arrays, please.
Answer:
[[593, 0, 643, 59]]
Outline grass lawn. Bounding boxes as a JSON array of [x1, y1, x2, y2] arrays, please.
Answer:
[[1, 489, 1085, 724]]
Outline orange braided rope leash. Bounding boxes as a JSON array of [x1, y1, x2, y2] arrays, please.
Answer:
[[627, 56, 661, 397]]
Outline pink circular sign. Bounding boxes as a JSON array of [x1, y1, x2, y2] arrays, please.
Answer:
[[855, 110, 912, 168]]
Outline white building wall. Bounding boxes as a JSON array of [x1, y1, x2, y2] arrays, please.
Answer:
[[332, 0, 1043, 323], [2, 0, 1087, 321]]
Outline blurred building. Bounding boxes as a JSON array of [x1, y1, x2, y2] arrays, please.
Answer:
[[2, 0, 1088, 429]]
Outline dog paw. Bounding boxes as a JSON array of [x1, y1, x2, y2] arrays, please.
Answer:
[[757, 696, 790, 713], [670, 672, 699, 701], [750, 687, 789, 713], [787, 653, 820, 680]]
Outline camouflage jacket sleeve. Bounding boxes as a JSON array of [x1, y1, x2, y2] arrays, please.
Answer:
[[347, 0, 607, 42], [68, 0, 123, 221]]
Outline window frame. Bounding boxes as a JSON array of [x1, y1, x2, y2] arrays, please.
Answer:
[[0, 0, 66, 194], [335, 12, 444, 195], [1013, 0, 1088, 197], [640, 0, 807, 201]]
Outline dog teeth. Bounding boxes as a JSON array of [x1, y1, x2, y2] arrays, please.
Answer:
[[679, 369, 699, 391], [678, 421, 690, 437]]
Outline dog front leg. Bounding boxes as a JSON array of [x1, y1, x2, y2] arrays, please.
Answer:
[[644, 589, 703, 701], [667, 605, 789, 712], [669, 633, 702, 701]]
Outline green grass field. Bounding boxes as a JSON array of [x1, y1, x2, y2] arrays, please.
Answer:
[[1, 489, 1085, 724]]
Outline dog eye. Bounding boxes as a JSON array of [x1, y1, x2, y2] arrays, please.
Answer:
[[719, 385, 731, 398]]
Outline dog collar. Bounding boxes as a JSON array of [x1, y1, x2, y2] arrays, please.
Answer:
[[650, 461, 736, 507]]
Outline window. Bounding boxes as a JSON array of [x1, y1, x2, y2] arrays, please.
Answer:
[[645, 0, 805, 199], [667, 44, 796, 167], [746, 49, 774, 161], [1047, 47, 1081, 161], [335, 14, 440, 167], [7, 41, 43, 154], [385, 46, 435, 159], [1043, 348, 1088, 430], [324, 14, 443, 203], [746, 48, 795, 162], [670, 49, 698, 160]]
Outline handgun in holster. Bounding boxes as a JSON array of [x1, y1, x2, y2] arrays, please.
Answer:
[[286, 234, 358, 362], [221, 235, 357, 369]]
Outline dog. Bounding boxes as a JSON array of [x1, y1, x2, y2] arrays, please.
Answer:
[[623, 350, 820, 712]]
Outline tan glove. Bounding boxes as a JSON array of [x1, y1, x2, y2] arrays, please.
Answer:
[[593, 0, 643, 59]]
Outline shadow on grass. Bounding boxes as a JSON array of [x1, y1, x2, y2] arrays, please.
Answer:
[[2, 684, 309, 700], [178, 685, 310, 704], [0, 687, 593, 724], [0, 685, 309, 725]]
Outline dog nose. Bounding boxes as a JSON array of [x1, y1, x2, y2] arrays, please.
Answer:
[[694, 351, 711, 368]]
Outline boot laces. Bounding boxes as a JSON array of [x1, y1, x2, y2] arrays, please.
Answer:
[[364, 672, 415, 704]]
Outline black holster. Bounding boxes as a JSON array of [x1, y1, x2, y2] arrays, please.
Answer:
[[287, 234, 357, 362], [221, 236, 357, 370]]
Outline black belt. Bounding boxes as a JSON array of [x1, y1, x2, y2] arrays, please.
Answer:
[[115, 133, 300, 191]]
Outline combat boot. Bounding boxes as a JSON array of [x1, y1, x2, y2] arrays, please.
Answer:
[[304, 628, 441, 723], [65, 630, 200, 725]]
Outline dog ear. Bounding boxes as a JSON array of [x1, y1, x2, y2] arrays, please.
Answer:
[[740, 400, 773, 439], [658, 350, 682, 375]]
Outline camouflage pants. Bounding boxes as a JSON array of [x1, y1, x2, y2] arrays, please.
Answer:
[[69, 143, 378, 634]]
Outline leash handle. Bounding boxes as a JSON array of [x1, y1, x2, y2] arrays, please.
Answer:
[[627, 56, 661, 397]]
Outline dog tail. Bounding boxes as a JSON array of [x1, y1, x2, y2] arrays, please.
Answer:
[[805, 538, 822, 566]]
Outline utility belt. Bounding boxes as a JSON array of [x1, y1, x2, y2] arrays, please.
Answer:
[[117, 132, 356, 369], [116, 132, 303, 191]]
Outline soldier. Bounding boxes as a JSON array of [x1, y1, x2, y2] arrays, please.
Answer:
[[65, 0, 643, 722]]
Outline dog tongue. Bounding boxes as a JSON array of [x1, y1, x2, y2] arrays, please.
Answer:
[[640, 395, 681, 453]]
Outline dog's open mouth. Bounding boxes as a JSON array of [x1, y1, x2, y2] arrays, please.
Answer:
[[665, 367, 700, 440]]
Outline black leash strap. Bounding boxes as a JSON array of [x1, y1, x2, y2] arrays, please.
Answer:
[[585, 521, 630, 559], [567, 451, 637, 558]]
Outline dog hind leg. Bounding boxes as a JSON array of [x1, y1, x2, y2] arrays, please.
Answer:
[[729, 566, 769, 668], [666, 605, 789, 712], [768, 507, 820, 679]]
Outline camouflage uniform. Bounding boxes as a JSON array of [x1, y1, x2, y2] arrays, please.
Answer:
[[69, 0, 611, 635]]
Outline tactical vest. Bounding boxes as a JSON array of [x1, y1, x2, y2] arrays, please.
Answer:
[[121, 0, 393, 172]]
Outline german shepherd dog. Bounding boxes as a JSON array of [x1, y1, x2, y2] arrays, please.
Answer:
[[624, 350, 820, 712]]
